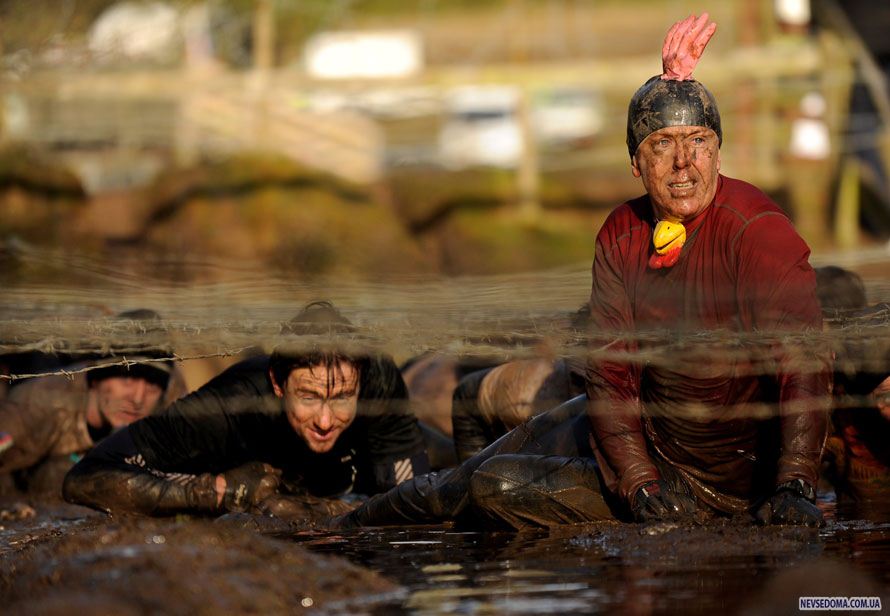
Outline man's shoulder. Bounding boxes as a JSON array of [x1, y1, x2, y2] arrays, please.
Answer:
[[8, 368, 88, 409], [359, 355, 404, 399], [158, 354, 275, 420], [712, 176, 787, 224], [599, 195, 651, 239], [203, 354, 271, 390]]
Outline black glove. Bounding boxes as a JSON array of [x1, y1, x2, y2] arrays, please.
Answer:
[[220, 462, 281, 513], [631, 479, 697, 523], [755, 479, 823, 527]]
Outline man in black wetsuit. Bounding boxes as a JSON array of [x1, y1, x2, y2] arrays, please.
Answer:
[[63, 302, 429, 519]]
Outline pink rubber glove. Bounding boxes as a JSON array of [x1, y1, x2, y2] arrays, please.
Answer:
[[661, 13, 717, 81]]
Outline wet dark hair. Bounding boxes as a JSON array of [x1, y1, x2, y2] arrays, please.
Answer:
[[270, 301, 367, 389], [815, 266, 867, 316]]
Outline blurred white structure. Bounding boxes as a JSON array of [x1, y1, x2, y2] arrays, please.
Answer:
[[532, 87, 605, 146], [88, 1, 182, 64], [304, 30, 423, 80], [790, 91, 830, 160], [438, 86, 523, 169], [774, 0, 811, 26]]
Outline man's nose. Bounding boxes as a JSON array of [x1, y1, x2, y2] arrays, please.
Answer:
[[130, 379, 147, 406], [673, 143, 690, 168], [315, 403, 334, 430]]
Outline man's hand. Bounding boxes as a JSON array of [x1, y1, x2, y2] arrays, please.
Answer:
[[661, 13, 717, 81], [755, 480, 823, 527], [216, 462, 281, 512], [255, 494, 360, 522], [631, 479, 697, 522]]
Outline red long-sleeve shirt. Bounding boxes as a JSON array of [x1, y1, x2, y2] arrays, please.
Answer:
[[586, 175, 831, 514]]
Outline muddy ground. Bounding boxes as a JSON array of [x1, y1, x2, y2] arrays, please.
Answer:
[[1, 494, 888, 615], [0, 496, 399, 615]]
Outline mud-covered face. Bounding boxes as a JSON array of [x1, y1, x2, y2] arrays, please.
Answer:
[[272, 361, 360, 453], [93, 376, 164, 428], [632, 125, 720, 223]]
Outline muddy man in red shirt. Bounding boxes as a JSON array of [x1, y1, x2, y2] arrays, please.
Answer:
[[332, 13, 832, 531]]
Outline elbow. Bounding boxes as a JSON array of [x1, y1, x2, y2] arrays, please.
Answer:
[[61, 459, 109, 513], [61, 461, 88, 505]]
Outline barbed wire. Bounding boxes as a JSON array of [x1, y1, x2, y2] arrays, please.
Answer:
[[0, 347, 254, 383]]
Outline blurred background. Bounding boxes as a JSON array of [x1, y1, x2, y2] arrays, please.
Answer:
[[1, 0, 889, 379]]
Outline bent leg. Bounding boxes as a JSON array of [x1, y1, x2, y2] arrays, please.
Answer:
[[336, 395, 591, 528], [469, 454, 614, 529]]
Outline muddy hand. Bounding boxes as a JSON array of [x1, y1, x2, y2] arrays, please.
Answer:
[[255, 494, 359, 523], [661, 13, 716, 81], [219, 462, 282, 513], [754, 480, 823, 527], [631, 479, 697, 523]]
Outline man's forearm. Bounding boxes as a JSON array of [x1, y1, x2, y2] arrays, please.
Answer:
[[63, 456, 219, 515], [587, 397, 660, 502], [586, 359, 659, 504], [774, 335, 832, 489], [777, 370, 831, 489]]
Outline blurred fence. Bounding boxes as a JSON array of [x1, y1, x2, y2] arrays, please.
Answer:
[[3, 70, 384, 186], [2, 0, 889, 249]]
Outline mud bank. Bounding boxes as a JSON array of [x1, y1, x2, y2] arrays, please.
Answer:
[[0, 497, 398, 615]]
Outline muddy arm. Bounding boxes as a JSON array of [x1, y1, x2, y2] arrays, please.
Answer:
[[0, 397, 65, 474], [586, 230, 660, 506], [63, 427, 219, 515], [735, 214, 831, 490]]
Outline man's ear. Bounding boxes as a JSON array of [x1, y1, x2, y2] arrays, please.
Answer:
[[269, 368, 284, 398], [631, 154, 642, 178], [716, 149, 721, 172]]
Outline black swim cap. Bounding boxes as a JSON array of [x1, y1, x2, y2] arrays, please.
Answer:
[[626, 76, 722, 158]]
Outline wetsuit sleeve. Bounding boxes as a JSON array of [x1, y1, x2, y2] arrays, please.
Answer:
[[585, 225, 660, 504], [735, 213, 831, 490], [354, 357, 430, 494], [63, 426, 219, 515], [451, 367, 497, 462]]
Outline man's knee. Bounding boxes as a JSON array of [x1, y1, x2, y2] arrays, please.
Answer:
[[468, 454, 613, 528]]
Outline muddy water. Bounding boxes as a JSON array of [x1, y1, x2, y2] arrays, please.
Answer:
[[293, 500, 890, 615]]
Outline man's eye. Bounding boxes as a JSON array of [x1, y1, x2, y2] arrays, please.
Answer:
[[692, 137, 705, 145]]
